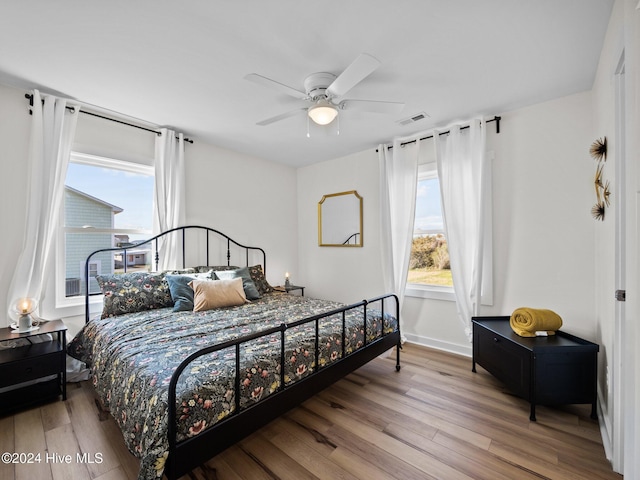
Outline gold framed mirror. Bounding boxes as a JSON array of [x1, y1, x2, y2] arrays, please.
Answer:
[[318, 190, 363, 247]]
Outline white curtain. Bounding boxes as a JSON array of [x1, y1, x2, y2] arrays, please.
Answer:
[[378, 139, 420, 340], [434, 118, 488, 340], [152, 128, 186, 271], [6, 90, 79, 322]]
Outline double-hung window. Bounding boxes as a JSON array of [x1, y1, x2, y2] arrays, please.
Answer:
[[56, 152, 154, 307], [406, 163, 456, 301]]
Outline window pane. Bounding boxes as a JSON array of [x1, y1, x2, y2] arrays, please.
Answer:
[[65, 232, 112, 295], [64, 162, 153, 297], [65, 163, 153, 231], [408, 234, 452, 286], [408, 176, 453, 287], [413, 177, 443, 233]]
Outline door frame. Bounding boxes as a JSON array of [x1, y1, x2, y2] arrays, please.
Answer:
[[611, 49, 626, 474]]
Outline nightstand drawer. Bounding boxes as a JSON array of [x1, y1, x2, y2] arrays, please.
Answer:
[[0, 320, 67, 414], [0, 351, 63, 385]]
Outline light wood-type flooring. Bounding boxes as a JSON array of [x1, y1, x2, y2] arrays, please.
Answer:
[[0, 343, 622, 480]]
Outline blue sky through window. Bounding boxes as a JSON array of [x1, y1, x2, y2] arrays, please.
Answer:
[[65, 163, 153, 234], [414, 177, 443, 232]]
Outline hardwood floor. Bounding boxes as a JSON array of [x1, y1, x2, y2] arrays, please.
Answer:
[[0, 343, 622, 480]]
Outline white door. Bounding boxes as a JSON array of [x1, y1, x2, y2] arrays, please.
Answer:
[[611, 53, 626, 473]]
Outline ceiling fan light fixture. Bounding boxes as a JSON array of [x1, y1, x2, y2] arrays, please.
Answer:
[[308, 100, 338, 125]]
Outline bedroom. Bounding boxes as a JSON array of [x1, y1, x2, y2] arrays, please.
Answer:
[[0, 0, 638, 479]]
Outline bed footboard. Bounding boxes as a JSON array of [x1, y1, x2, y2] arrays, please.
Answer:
[[165, 293, 401, 480]]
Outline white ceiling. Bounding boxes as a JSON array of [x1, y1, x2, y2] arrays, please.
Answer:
[[0, 0, 613, 167]]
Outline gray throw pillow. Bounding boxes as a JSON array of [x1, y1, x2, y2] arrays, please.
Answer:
[[214, 267, 261, 300]]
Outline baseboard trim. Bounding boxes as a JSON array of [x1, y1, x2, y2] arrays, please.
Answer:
[[404, 333, 472, 358], [597, 383, 623, 473]]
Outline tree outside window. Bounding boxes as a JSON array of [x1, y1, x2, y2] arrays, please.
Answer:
[[407, 170, 453, 287]]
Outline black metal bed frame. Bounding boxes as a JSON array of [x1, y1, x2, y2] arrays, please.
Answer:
[[84, 225, 266, 324], [83, 225, 401, 479]]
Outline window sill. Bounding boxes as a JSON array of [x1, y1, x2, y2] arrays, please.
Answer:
[[48, 295, 103, 321], [405, 284, 456, 302]]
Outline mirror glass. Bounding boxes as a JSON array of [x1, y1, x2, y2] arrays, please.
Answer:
[[318, 190, 363, 247]]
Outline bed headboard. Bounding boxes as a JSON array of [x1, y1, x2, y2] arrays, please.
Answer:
[[84, 225, 266, 323]]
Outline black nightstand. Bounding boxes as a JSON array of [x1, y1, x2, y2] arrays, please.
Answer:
[[0, 319, 67, 415], [274, 285, 305, 296]]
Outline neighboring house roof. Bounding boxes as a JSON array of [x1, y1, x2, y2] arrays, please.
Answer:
[[65, 185, 123, 214]]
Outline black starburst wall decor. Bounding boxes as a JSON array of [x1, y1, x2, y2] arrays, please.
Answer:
[[590, 137, 610, 221]]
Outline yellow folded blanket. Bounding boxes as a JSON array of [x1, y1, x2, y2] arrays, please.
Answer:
[[510, 307, 563, 337]]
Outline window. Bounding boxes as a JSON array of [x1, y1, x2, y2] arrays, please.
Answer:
[[406, 164, 455, 300], [57, 152, 154, 304]]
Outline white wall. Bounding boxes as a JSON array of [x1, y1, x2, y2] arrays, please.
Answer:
[[625, 2, 640, 476], [0, 82, 299, 338], [591, 0, 624, 464], [589, 0, 640, 474], [297, 150, 386, 304], [298, 90, 596, 357], [485, 92, 595, 336], [184, 141, 298, 288], [0, 84, 31, 327], [73, 111, 299, 288]]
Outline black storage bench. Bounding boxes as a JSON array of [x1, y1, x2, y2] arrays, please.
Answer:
[[472, 316, 598, 421]]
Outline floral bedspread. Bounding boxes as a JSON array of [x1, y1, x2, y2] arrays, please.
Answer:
[[68, 292, 397, 479]]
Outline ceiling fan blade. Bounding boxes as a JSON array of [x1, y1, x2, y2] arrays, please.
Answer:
[[326, 53, 381, 98], [340, 99, 405, 114], [244, 73, 308, 100], [256, 108, 307, 126]]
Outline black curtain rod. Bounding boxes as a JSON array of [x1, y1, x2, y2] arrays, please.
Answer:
[[25, 93, 193, 144], [380, 115, 501, 151]]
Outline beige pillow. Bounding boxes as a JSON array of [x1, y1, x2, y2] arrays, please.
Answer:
[[190, 277, 247, 312]]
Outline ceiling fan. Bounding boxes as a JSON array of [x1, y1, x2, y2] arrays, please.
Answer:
[[244, 53, 405, 127]]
